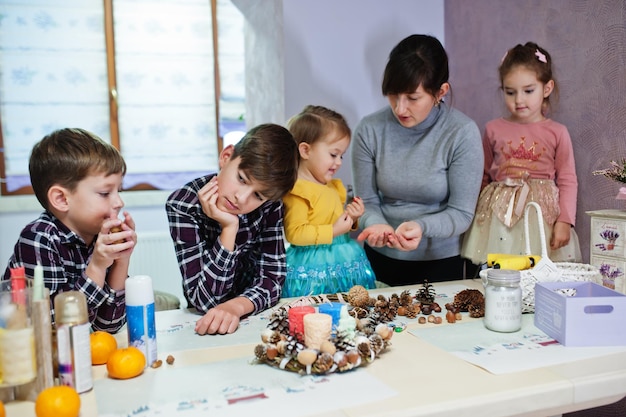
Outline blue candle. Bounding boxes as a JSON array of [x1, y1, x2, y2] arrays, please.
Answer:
[[318, 302, 344, 330]]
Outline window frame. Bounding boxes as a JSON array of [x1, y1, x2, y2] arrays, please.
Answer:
[[0, 0, 226, 196]]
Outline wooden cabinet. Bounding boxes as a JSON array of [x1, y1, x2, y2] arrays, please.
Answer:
[[587, 209, 626, 294]]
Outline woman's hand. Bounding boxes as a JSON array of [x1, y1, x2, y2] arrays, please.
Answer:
[[386, 221, 422, 251], [357, 224, 395, 247]]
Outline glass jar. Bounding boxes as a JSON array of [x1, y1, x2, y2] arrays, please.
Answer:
[[483, 269, 522, 332]]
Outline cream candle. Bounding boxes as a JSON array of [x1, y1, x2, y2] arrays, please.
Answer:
[[303, 313, 332, 350], [288, 306, 315, 341]]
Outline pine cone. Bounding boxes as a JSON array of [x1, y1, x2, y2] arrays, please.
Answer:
[[334, 332, 356, 352], [453, 289, 485, 312], [416, 280, 436, 304], [254, 344, 267, 360], [355, 336, 372, 359], [312, 352, 334, 373], [389, 293, 400, 310], [368, 333, 385, 356], [267, 307, 290, 335], [283, 335, 304, 358], [399, 290, 413, 307], [468, 303, 485, 318], [374, 296, 397, 322], [405, 303, 420, 319]]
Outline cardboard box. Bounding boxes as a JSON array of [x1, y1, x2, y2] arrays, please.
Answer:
[[534, 281, 626, 346]]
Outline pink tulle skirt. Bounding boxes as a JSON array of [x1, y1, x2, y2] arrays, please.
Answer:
[[462, 179, 582, 264]]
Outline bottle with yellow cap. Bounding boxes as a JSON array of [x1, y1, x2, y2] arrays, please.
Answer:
[[55, 291, 93, 393]]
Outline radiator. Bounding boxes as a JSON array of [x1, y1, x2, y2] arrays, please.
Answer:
[[127, 231, 186, 308]]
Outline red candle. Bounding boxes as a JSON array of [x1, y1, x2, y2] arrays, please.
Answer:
[[288, 306, 315, 341]]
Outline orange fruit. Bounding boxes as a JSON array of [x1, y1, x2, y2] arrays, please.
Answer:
[[0, 400, 5, 417], [106, 347, 146, 379], [35, 385, 81, 417], [90, 331, 118, 365]]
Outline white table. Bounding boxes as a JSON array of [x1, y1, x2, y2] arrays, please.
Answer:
[[7, 279, 626, 416]]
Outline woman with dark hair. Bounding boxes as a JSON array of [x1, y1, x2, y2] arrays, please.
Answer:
[[352, 34, 483, 285]]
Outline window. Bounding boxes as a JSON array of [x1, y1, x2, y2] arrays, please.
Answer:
[[0, 0, 245, 195]]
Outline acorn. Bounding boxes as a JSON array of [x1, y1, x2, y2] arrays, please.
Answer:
[[346, 350, 361, 365], [297, 349, 318, 366], [266, 344, 279, 360], [320, 340, 336, 355], [333, 351, 348, 368], [446, 310, 456, 323], [375, 323, 393, 341]]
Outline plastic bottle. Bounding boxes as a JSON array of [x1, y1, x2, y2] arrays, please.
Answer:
[[125, 275, 157, 367], [483, 269, 522, 332], [55, 291, 93, 393]]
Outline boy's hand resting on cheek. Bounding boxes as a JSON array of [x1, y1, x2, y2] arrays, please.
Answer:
[[198, 178, 239, 229]]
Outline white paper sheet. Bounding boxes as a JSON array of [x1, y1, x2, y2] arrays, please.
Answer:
[[411, 314, 626, 374], [96, 356, 397, 417]]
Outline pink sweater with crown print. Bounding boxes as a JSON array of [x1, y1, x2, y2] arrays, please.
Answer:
[[482, 117, 578, 226]]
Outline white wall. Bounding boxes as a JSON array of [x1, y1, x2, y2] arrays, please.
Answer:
[[282, 0, 444, 185], [0, 1, 444, 271]]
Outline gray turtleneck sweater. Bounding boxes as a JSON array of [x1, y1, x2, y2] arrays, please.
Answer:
[[351, 103, 483, 261]]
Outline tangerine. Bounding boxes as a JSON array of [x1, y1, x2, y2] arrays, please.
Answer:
[[106, 346, 146, 379], [0, 400, 5, 417], [90, 331, 118, 365], [35, 385, 81, 417]]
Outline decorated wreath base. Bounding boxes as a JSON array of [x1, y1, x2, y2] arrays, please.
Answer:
[[253, 322, 393, 375], [253, 283, 485, 375]]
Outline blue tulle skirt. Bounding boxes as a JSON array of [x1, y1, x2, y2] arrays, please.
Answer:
[[283, 234, 376, 297]]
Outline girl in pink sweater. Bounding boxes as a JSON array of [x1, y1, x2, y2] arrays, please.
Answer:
[[462, 42, 581, 267]]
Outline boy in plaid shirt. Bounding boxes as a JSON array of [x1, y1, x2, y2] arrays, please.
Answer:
[[167, 124, 298, 335], [4, 128, 136, 333]]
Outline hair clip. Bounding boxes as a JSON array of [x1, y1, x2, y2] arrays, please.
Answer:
[[535, 50, 547, 63]]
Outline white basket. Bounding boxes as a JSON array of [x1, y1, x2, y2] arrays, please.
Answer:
[[519, 202, 601, 313]]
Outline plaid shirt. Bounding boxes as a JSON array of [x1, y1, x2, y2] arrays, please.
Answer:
[[166, 175, 286, 315], [3, 211, 126, 333]]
